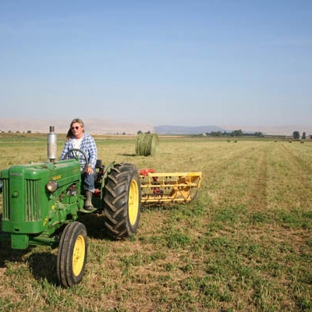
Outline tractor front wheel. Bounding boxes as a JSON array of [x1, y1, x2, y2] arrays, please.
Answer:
[[103, 163, 141, 239], [56, 221, 88, 288]]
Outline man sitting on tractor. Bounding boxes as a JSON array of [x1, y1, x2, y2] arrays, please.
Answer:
[[60, 118, 97, 210]]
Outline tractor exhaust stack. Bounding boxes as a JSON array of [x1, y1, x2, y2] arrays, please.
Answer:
[[47, 126, 57, 163]]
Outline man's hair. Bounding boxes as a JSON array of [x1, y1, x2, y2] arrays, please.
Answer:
[[66, 118, 85, 139]]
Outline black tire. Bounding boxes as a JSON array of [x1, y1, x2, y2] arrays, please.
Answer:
[[56, 221, 88, 288], [103, 163, 141, 239]]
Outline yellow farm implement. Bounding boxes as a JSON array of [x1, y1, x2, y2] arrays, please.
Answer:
[[138, 169, 202, 206]]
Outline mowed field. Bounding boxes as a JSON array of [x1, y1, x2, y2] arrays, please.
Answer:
[[0, 134, 311, 312]]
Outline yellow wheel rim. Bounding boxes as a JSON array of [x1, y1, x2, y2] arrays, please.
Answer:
[[72, 235, 86, 276], [128, 179, 139, 226]]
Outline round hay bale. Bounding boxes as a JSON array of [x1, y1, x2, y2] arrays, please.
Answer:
[[135, 133, 159, 156]]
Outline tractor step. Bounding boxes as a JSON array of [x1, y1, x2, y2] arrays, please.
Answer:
[[80, 207, 98, 213]]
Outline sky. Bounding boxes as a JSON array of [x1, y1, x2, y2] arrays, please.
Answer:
[[0, 0, 311, 127]]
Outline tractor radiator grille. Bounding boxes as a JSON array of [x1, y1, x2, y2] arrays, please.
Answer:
[[2, 178, 9, 220], [25, 179, 42, 222], [1, 178, 41, 222]]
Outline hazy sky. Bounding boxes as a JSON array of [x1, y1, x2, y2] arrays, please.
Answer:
[[0, 0, 311, 127]]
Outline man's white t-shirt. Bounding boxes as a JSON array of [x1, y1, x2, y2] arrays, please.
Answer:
[[72, 137, 83, 149]]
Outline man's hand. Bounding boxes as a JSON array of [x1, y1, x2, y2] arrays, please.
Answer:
[[86, 166, 94, 175]]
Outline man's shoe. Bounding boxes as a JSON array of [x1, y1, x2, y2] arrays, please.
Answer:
[[84, 191, 94, 210]]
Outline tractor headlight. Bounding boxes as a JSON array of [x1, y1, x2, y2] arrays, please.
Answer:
[[46, 180, 58, 192]]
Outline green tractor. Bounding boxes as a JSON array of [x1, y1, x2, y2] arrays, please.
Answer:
[[0, 127, 141, 287]]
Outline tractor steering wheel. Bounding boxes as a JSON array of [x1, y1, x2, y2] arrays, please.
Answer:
[[63, 148, 89, 172]]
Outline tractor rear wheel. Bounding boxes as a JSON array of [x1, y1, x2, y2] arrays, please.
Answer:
[[56, 221, 88, 288], [103, 163, 141, 239]]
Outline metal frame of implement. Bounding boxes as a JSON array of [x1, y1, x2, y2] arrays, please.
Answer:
[[139, 169, 202, 206]]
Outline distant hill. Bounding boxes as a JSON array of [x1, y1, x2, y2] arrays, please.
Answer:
[[0, 118, 154, 135], [154, 125, 227, 135], [0, 119, 227, 135], [0, 118, 310, 136]]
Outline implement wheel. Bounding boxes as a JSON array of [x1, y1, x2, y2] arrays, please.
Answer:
[[103, 163, 141, 239], [57, 222, 88, 288]]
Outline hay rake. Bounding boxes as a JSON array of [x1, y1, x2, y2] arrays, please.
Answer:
[[138, 169, 202, 206]]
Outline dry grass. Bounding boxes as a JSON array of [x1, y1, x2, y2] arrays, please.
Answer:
[[0, 135, 312, 311]]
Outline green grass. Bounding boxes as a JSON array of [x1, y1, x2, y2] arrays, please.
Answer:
[[0, 135, 312, 311]]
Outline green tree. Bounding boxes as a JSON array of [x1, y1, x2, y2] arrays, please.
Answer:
[[231, 129, 243, 137], [293, 131, 300, 139], [302, 132, 306, 139], [211, 131, 222, 137]]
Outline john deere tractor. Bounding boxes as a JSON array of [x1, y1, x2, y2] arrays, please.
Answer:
[[0, 127, 141, 287]]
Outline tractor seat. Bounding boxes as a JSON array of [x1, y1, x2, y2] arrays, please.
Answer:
[[95, 160, 105, 182], [96, 160, 103, 168]]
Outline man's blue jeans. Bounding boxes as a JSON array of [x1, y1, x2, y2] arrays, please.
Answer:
[[82, 168, 96, 192]]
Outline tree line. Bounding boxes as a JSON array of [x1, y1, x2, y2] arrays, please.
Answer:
[[293, 131, 308, 140], [205, 130, 264, 137], [206, 130, 311, 139]]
